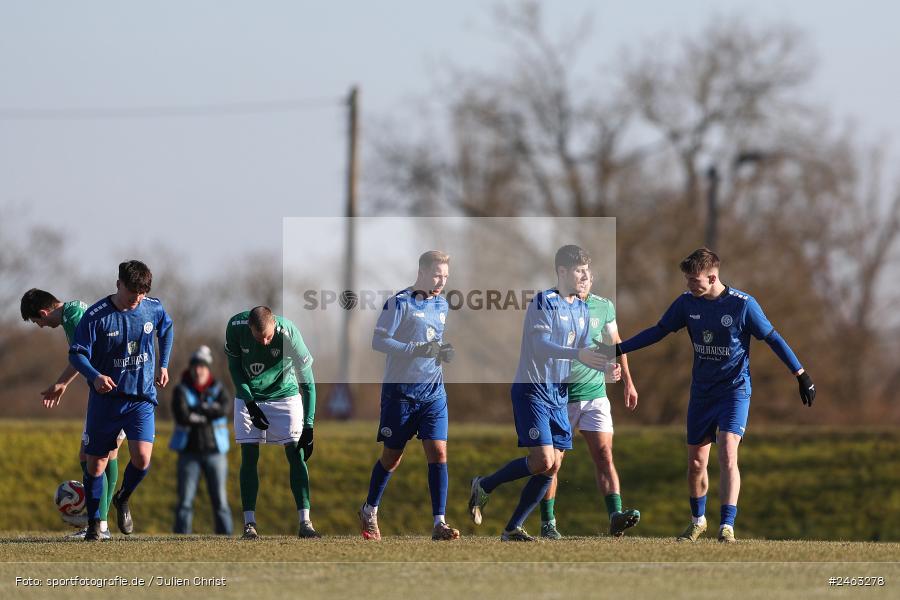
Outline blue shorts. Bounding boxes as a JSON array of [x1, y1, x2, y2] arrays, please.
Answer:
[[377, 392, 448, 450], [511, 384, 572, 450], [686, 394, 750, 445], [83, 395, 155, 456]]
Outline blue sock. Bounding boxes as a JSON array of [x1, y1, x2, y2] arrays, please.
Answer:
[[690, 495, 707, 518], [505, 474, 553, 531], [427, 463, 449, 517], [481, 457, 531, 494], [83, 471, 104, 520], [119, 462, 149, 500], [366, 460, 393, 507], [720, 504, 738, 527]]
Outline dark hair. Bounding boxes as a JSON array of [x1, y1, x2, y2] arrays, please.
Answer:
[[249, 306, 275, 331], [680, 248, 721, 274], [20, 288, 60, 320], [118, 260, 152, 294], [555, 245, 591, 271]]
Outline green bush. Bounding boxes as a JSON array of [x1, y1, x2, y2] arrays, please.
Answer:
[[4, 420, 898, 540]]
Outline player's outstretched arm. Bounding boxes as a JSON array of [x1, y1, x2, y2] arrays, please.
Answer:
[[612, 331, 639, 411], [747, 298, 814, 407], [41, 364, 80, 408]]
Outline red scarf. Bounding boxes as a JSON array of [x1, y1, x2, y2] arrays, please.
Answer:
[[181, 369, 215, 394]]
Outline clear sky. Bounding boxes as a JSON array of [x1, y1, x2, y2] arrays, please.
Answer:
[[1, 0, 897, 277]]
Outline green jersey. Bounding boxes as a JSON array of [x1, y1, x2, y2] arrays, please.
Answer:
[[224, 312, 316, 422], [61, 300, 88, 345], [566, 294, 617, 402]]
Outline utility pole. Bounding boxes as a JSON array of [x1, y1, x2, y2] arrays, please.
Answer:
[[328, 86, 359, 419]]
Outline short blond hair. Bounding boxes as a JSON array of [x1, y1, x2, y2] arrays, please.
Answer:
[[418, 250, 450, 270]]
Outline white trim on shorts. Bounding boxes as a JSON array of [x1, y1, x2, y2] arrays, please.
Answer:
[[567, 397, 614, 433], [234, 395, 305, 445]]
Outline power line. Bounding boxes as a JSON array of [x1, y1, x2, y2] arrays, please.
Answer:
[[0, 97, 341, 120]]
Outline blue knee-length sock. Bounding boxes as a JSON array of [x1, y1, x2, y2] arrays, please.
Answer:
[[119, 463, 149, 500], [720, 504, 738, 527], [505, 474, 553, 531], [428, 463, 449, 516], [83, 471, 104, 520], [481, 457, 531, 493], [690, 495, 707, 519], [366, 460, 393, 507]]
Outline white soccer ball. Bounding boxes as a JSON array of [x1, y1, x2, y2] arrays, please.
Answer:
[[55, 480, 87, 527]]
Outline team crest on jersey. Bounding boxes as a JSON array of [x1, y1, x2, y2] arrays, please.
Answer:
[[426, 327, 436, 341], [380, 427, 393, 438], [439, 312, 446, 324], [271, 348, 281, 358], [702, 330, 714, 344], [249, 363, 265, 376], [567, 330, 576, 346], [127, 341, 138, 355], [721, 314, 734, 327], [590, 318, 600, 329], [143, 322, 153, 334], [528, 427, 540, 440]]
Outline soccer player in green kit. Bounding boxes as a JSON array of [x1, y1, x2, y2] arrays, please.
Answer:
[[538, 272, 642, 539], [224, 306, 319, 539], [20, 288, 124, 539]]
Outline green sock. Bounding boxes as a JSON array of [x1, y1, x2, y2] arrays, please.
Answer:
[[240, 444, 260, 512], [540, 498, 555, 523], [605, 493, 623, 517], [102, 458, 119, 520], [284, 444, 311, 510]]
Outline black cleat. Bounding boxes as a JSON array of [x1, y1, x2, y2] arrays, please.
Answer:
[[111, 490, 133, 535], [242, 522, 259, 540], [84, 519, 102, 542]]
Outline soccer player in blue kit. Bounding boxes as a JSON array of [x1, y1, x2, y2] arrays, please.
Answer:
[[598, 248, 815, 543], [69, 261, 174, 541], [468, 245, 613, 541], [358, 251, 460, 541]]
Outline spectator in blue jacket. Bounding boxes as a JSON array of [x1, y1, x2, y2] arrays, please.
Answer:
[[170, 346, 233, 535]]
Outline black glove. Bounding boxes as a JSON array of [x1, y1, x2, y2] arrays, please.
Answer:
[[246, 401, 270, 430], [297, 427, 314, 461], [437, 343, 455, 364], [797, 372, 815, 407], [594, 341, 623, 359], [412, 341, 442, 359]]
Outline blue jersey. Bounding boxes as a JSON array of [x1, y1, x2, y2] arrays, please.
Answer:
[[372, 289, 448, 401], [657, 287, 774, 398], [512, 289, 591, 408], [69, 296, 174, 405]]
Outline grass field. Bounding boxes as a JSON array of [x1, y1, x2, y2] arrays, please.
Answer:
[[1, 535, 898, 599], [3, 420, 900, 598], [5, 420, 900, 540]]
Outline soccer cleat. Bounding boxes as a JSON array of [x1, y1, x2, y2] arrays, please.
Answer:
[[432, 521, 460, 541], [100, 529, 111, 540], [111, 490, 133, 535], [676, 520, 707, 542], [241, 522, 259, 540], [609, 508, 641, 537], [358, 506, 381, 541], [298, 520, 321, 538], [540, 521, 563, 539], [468, 476, 489, 525], [66, 528, 87, 540], [718, 525, 737, 544], [501, 527, 536, 542], [83, 519, 102, 542]]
